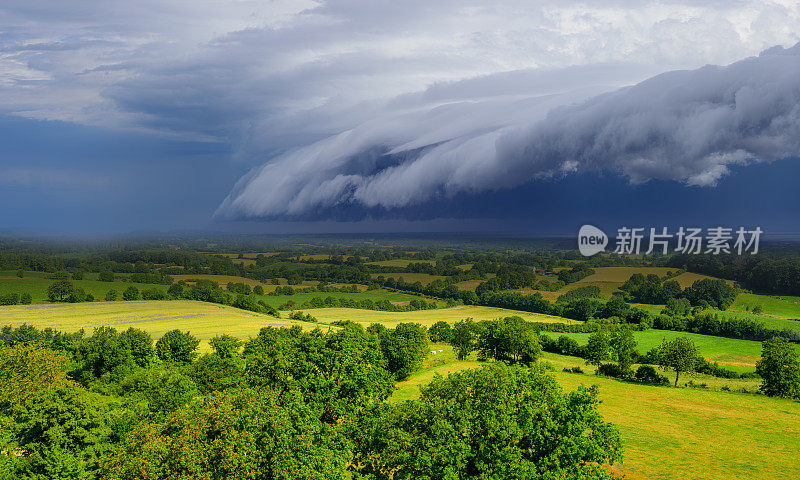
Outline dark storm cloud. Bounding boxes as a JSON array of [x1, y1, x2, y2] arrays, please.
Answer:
[[217, 44, 800, 218]]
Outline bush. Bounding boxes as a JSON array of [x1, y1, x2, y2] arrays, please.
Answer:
[[105, 290, 118, 301], [562, 366, 584, 374], [0, 293, 19, 305], [122, 286, 140, 301], [634, 365, 670, 385], [19, 293, 32, 305], [141, 288, 166, 300], [596, 363, 623, 378]]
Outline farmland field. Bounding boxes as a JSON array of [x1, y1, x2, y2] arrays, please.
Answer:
[[554, 329, 766, 372], [0, 300, 323, 352], [0, 276, 168, 303], [731, 292, 800, 318], [310, 305, 576, 328]]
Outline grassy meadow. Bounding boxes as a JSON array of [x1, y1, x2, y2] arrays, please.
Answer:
[[0, 300, 326, 352], [0, 276, 168, 303]]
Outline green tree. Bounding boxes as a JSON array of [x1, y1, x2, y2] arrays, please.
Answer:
[[658, 337, 698, 387], [610, 328, 637, 376], [585, 331, 611, 366], [119, 327, 153, 368], [98, 270, 115, 282], [451, 318, 476, 360], [209, 334, 242, 358], [155, 330, 199, 365], [350, 363, 621, 480], [122, 286, 139, 301], [253, 285, 264, 295], [15, 269, 24, 278], [105, 289, 117, 301], [19, 292, 32, 305], [380, 323, 428, 380], [46, 280, 75, 302], [756, 337, 800, 399], [428, 320, 452, 343]]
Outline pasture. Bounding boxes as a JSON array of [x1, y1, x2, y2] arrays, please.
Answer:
[[555, 329, 765, 372], [0, 276, 168, 303], [731, 292, 800, 318], [310, 305, 576, 328], [0, 300, 324, 352]]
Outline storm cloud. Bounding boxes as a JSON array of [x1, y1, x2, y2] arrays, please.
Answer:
[[217, 43, 800, 219]]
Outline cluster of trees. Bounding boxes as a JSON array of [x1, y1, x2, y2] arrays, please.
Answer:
[[0, 292, 32, 305], [652, 312, 800, 342], [1, 322, 624, 479], [439, 316, 542, 365], [756, 337, 800, 399], [620, 274, 738, 310], [667, 254, 800, 296]]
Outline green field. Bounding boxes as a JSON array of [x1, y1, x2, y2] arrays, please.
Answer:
[[366, 259, 435, 267], [0, 276, 168, 303], [555, 329, 764, 372], [636, 302, 800, 334], [0, 300, 325, 352], [310, 305, 576, 328], [731, 292, 800, 318]]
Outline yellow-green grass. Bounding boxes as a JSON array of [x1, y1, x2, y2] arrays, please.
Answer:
[[0, 300, 325, 352], [553, 366, 800, 480], [454, 279, 484, 291], [0, 277, 168, 303], [310, 305, 576, 329], [731, 293, 800, 319], [366, 259, 435, 267], [554, 329, 766, 372], [368, 272, 447, 285], [670, 271, 726, 288], [256, 290, 428, 309], [392, 352, 798, 480]]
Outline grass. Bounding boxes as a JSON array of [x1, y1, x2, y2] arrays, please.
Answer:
[[731, 293, 800, 319], [255, 289, 428, 308], [637, 303, 800, 335], [0, 277, 168, 303], [0, 300, 326, 352], [554, 329, 764, 372], [310, 305, 576, 329]]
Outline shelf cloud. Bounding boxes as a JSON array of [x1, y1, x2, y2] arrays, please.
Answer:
[[218, 43, 800, 219]]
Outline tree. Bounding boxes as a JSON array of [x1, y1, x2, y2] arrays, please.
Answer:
[[122, 286, 139, 301], [663, 297, 692, 316], [209, 334, 242, 358], [657, 337, 697, 386], [98, 270, 115, 282], [610, 328, 637, 376], [380, 323, 428, 380], [428, 321, 452, 343], [585, 331, 611, 366], [477, 316, 540, 364], [105, 289, 117, 301], [451, 318, 476, 360], [46, 280, 75, 302], [156, 330, 200, 365], [16, 269, 24, 278], [19, 292, 32, 305], [683, 279, 737, 310], [120, 327, 154, 367], [756, 337, 800, 399], [253, 285, 264, 295], [350, 363, 621, 480]]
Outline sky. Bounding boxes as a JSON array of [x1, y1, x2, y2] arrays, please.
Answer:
[[2, 1, 800, 235]]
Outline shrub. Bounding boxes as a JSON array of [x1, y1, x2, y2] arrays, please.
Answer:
[[19, 293, 32, 305], [122, 286, 140, 301], [0, 293, 19, 305], [634, 365, 670, 385], [596, 363, 623, 378]]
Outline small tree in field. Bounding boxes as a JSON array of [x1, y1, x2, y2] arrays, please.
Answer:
[[46, 280, 75, 302], [156, 330, 200, 364], [122, 286, 139, 301], [585, 331, 610, 366], [756, 337, 800, 399], [657, 337, 697, 387]]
